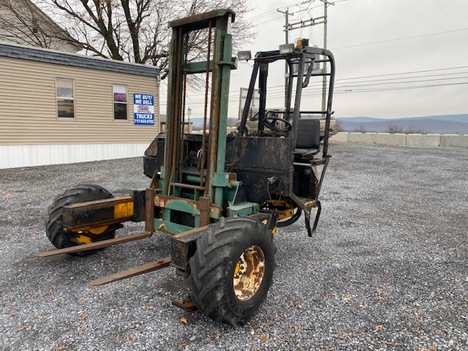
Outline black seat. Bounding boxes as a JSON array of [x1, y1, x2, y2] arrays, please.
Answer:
[[294, 118, 320, 160]]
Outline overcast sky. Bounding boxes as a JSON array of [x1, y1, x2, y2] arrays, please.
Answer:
[[183, 0, 468, 119]]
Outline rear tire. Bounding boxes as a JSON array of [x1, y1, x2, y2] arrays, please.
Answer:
[[277, 207, 302, 227], [188, 217, 276, 326], [261, 198, 302, 228], [45, 184, 118, 256]]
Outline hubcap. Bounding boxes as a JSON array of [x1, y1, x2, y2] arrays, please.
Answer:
[[233, 245, 265, 301]]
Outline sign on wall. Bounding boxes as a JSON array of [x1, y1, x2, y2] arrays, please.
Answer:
[[133, 93, 155, 125]]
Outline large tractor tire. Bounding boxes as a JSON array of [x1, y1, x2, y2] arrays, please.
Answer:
[[45, 184, 118, 256], [188, 217, 276, 326]]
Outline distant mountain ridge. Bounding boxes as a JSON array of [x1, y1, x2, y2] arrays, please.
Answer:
[[180, 117, 238, 128], [161, 114, 468, 134], [336, 114, 468, 134]]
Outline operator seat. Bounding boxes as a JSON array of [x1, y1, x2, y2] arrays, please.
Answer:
[[293, 118, 321, 160]]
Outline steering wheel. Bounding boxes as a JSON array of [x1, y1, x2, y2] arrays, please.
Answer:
[[262, 117, 292, 133]]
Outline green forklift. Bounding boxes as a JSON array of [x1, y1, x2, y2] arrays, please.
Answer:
[[41, 9, 336, 326]]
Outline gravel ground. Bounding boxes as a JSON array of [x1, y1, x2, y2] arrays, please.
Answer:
[[1, 144, 467, 351]]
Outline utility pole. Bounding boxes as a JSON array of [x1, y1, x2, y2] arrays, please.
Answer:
[[187, 106, 191, 133], [279, 0, 337, 113], [321, 0, 334, 112], [277, 7, 294, 107]]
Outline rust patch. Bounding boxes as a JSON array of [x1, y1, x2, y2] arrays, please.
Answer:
[[233, 245, 265, 301]]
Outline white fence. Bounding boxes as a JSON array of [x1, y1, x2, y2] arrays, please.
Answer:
[[0, 143, 149, 169], [331, 133, 468, 148], [2, 134, 467, 169]]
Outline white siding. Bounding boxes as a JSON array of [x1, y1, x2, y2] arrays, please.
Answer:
[[0, 143, 149, 169]]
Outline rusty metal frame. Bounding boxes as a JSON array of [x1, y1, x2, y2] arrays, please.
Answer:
[[38, 231, 153, 257], [155, 9, 236, 234], [62, 196, 135, 231], [235, 45, 335, 234], [89, 256, 171, 286]]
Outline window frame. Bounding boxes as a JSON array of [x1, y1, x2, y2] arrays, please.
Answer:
[[113, 84, 128, 120], [56, 77, 75, 119]]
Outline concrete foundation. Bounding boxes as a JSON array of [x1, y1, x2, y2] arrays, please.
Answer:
[[375, 133, 407, 146], [330, 132, 349, 143], [406, 134, 441, 147], [348, 132, 377, 144], [327, 132, 467, 148], [440, 134, 468, 148]]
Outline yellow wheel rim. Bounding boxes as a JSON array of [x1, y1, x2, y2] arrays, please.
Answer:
[[233, 245, 265, 301], [262, 198, 296, 220], [75, 234, 92, 245], [88, 226, 109, 235]]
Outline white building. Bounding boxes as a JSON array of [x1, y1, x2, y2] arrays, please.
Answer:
[[0, 42, 160, 169]]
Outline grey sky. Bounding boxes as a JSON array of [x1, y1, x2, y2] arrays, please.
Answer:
[[223, 0, 468, 119]]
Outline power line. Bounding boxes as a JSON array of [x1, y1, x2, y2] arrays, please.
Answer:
[[332, 27, 468, 50], [160, 66, 468, 108], [333, 81, 468, 94], [337, 65, 468, 80], [245, 9, 279, 22], [162, 79, 468, 108], [254, 15, 284, 27], [277, 0, 315, 12], [166, 66, 468, 97], [170, 74, 468, 104]]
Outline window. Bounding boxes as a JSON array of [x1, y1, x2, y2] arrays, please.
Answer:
[[113, 84, 128, 120], [56, 78, 74, 118]]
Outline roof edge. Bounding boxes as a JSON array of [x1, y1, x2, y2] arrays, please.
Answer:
[[0, 41, 160, 78]]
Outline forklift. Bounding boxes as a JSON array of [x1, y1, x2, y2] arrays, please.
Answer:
[[41, 9, 335, 326]]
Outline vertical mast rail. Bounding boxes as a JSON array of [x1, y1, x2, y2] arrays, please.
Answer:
[[200, 21, 212, 189]]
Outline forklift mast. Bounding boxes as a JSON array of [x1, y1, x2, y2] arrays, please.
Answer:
[[154, 10, 241, 231]]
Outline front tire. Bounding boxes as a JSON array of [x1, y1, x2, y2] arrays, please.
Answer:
[[45, 184, 118, 256], [188, 217, 276, 325]]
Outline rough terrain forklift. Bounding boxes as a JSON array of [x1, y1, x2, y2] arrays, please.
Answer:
[[40, 9, 335, 325]]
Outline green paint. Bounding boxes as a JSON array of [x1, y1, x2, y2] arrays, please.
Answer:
[[154, 218, 192, 235], [227, 202, 260, 217]]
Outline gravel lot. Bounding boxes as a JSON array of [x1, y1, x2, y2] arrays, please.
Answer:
[[1, 144, 467, 351]]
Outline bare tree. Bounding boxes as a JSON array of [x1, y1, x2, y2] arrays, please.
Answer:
[[1, 0, 253, 78], [386, 124, 404, 134], [0, 0, 77, 50]]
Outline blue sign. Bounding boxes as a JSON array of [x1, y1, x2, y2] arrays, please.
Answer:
[[133, 93, 155, 125]]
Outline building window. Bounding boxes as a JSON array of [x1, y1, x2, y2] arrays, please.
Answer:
[[113, 84, 128, 120], [56, 78, 75, 118]]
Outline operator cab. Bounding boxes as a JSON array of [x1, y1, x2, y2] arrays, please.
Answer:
[[227, 40, 335, 208]]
